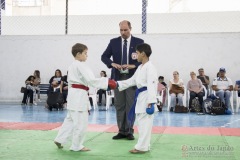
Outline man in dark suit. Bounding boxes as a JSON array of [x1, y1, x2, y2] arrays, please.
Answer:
[[101, 20, 144, 140]]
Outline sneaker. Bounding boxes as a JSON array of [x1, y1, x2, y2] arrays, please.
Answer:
[[38, 99, 41, 102], [33, 102, 37, 105], [21, 103, 26, 105]]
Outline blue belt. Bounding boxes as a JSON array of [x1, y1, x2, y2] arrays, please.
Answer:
[[128, 87, 147, 126]]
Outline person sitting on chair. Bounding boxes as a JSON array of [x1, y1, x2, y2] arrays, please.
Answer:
[[169, 71, 184, 112], [157, 76, 167, 108], [97, 71, 107, 106], [48, 69, 62, 93], [21, 75, 35, 105], [187, 71, 204, 112], [212, 67, 233, 109]]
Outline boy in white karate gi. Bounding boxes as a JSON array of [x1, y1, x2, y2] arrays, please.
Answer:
[[54, 43, 116, 151], [117, 43, 158, 153]]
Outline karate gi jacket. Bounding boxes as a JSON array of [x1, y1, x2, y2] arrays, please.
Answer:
[[117, 61, 158, 113], [67, 60, 108, 111]]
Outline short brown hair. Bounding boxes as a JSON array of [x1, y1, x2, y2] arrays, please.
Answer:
[[72, 43, 88, 57]]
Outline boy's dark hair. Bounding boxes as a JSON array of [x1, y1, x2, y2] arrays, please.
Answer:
[[136, 43, 152, 57], [158, 76, 164, 80], [72, 43, 88, 57]]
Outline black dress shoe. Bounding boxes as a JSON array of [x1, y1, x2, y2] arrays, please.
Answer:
[[112, 133, 126, 140], [126, 134, 135, 140]]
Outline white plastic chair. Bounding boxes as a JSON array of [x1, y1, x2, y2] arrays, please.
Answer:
[[106, 90, 114, 110], [167, 85, 187, 111], [211, 90, 234, 113], [157, 89, 168, 109], [88, 88, 97, 110], [156, 90, 163, 105]]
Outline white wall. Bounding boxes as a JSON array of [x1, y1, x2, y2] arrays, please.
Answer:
[[0, 33, 240, 102]]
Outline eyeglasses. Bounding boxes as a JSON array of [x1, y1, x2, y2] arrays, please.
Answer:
[[173, 74, 177, 75]]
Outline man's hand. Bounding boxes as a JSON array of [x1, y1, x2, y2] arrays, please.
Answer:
[[111, 63, 122, 70], [121, 64, 136, 70]]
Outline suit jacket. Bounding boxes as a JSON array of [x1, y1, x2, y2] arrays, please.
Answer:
[[101, 35, 144, 80]]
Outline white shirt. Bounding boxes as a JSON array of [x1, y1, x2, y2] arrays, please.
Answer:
[[212, 77, 233, 90], [118, 61, 158, 113], [67, 60, 108, 111]]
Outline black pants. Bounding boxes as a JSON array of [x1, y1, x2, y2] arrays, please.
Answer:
[[189, 91, 204, 109], [62, 90, 68, 103], [22, 89, 33, 104], [89, 97, 93, 106], [97, 89, 106, 103]]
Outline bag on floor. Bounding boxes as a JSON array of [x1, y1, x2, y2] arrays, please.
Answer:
[[20, 87, 26, 93], [203, 98, 212, 114], [174, 105, 189, 113], [190, 97, 201, 112], [47, 92, 64, 111], [210, 98, 226, 115]]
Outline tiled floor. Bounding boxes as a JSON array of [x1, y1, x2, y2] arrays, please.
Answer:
[[0, 104, 240, 128], [1, 104, 240, 160]]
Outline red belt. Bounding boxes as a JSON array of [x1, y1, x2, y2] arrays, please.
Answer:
[[71, 84, 89, 91]]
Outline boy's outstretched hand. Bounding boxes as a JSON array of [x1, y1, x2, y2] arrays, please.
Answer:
[[108, 79, 118, 90]]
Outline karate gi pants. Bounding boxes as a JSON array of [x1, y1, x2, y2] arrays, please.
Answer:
[[54, 110, 88, 151], [135, 113, 154, 151]]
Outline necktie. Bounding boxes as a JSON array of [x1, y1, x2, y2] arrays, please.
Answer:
[[122, 39, 127, 65]]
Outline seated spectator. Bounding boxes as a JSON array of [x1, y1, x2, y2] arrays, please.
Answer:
[[60, 72, 68, 105], [187, 71, 204, 112], [33, 70, 41, 105], [97, 71, 107, 105], [234, 80, 240, 97], [21, 75, 35, 105], [157, 76, 167, 107], [169, 71, 184, 111], [48, 69, 62, 93], [197, 68, 210, 95], [212, 67, 233, 109]]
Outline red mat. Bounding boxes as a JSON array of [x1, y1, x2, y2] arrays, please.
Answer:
[[0, 122, 240, 136], [0, 122, 62, 130]]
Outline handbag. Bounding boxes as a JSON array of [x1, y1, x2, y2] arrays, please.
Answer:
[[174, 105, 189, 113], [169, 84, 184, 94], [20, 87, 26, 93]]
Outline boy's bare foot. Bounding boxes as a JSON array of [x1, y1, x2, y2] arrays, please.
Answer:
[[54, 141, 63, 149], [80, 147, 91, 152], [129, 149, 146, 154]]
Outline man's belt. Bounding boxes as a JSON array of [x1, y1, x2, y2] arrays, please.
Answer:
[[71, 84, 89, 91]]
